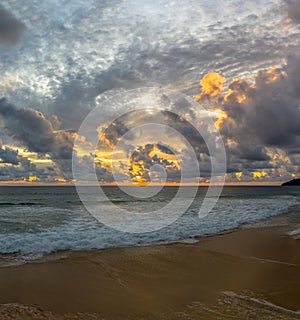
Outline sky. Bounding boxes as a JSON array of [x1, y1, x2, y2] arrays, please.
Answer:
[[0, 0, 300, 184]]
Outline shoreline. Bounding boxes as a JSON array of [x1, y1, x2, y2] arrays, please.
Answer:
[[0, 217, 297, 268], [0, 226, 286, 268], [0, 224, 300, 319]]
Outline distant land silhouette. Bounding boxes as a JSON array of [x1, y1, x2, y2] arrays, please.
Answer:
[[282, 178, 300, 186]]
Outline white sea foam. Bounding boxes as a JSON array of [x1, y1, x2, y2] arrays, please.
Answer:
[[288, 228, 300, 236], [177, 238, 200, 244], [223, 291, 300, 315], [287, 228, 300, 240], [0, 194, 298, 263]]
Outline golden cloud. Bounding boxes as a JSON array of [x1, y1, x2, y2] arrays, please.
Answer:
[[195, 72, 226, 101]]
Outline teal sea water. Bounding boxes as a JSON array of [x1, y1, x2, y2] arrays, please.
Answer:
[[0, 186, 299, 265]]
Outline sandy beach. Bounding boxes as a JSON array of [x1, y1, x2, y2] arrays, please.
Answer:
[[0, 225, 300, 320]]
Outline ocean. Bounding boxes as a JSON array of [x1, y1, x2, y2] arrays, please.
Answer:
[[0, 186, 300, 266]]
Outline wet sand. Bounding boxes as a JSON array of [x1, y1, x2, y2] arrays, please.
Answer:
[[0, 226, 300, 319]]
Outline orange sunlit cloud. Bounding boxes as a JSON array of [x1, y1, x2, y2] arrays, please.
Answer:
[[195, 72, 226, 101], [224, 78, 248, 103], [192, 67, 293, 184], [215, 109, 228, 130], [196, 66, 284, 133], [284, 25, 295, 32], [265, 67, 285, 82], [253, 171, 268, 179], [235, 172, 243, 180]]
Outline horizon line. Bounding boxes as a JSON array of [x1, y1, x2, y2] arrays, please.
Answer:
[[0, 181, 285, 187]]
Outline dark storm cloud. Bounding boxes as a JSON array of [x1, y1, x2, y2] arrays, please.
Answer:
[[0, 139, 53, 181], [161, 111, 208, 157], [0, 4, 25, 44], [49, 80, 99, 130], [156, 144, 175, 155], [0, 161, 53, 182], [287, 0, 300, 24], [219, 56, 300, 168], [100, 117, 134, 149], [0, 98, 74, 160], [0, 149, 41, 181], [99, 109, 208, 157], [0, 140, 18, 165]]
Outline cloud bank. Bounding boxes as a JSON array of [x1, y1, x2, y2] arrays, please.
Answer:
[[0, 0, 299, 183]]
